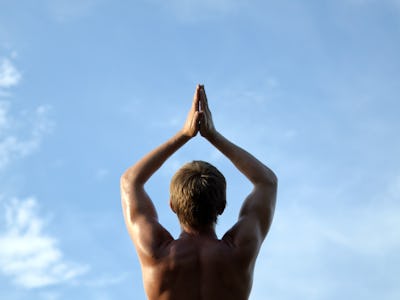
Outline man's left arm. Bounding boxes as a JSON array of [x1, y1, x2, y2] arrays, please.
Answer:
[[120, 85, 202, 258]]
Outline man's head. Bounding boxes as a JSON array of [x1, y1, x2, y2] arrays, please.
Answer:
[[170, 160, 226, 230]]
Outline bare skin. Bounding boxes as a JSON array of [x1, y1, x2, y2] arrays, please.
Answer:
[[120, 85, 277, 300]]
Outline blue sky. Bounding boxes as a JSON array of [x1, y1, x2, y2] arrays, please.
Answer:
[[1, 0, 400, 299]]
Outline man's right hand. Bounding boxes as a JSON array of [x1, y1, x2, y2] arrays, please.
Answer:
[[199, 85, 217, 140]]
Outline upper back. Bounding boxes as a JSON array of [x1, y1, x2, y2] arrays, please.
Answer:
[[140, 234, 255, 300]]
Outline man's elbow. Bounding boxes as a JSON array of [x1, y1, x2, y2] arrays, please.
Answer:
[[120, 172, 129, 189], [257, 165, 277, 186], [269, 171, 278, 186], [120, 169, 141, 191]]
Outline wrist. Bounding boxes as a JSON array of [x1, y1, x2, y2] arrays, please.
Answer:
[[205, 130, 219, 144], [178, 129, 194, 141]]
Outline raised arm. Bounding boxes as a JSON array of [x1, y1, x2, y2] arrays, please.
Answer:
[[199, 86, 277, 253], [120, 85, 202, 258]]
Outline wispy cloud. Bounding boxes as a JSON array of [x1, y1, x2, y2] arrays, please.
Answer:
[[0, 101, 9, 130], [0, 103, 54, 170], [0, 55, 53, 170], [0, 58, 21, 89], [0, 54, 83, 289], [0, 197, 88, 288]]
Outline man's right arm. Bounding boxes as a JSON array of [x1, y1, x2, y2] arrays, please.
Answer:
[[199, 86, 277, 254], [208, 132, 277, 242]]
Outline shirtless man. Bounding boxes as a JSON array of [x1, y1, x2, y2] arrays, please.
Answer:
[[120, 85, 277, 300]]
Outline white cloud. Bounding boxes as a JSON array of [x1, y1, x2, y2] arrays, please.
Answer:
[[0, 58, 21, 89], [0, 55, 53, 169], [0, 103, 54, 170], [0, 101, 10, 130], [0, 197, 88, 289]]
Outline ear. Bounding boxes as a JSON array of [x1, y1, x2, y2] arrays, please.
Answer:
[[217, 202, 226, 215], [169, 198, 176, 213], [217, 207, 225, 215]]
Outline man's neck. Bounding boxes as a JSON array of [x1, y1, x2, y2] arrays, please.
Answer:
[[179, 224, 217, 239]]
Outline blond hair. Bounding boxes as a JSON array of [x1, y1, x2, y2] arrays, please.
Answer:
[[170, 161, 226, 229]]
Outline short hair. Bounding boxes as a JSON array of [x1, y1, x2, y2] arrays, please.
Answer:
[[170, 160, 226, 229]]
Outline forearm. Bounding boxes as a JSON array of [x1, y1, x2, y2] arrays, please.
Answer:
[[122, 130, 190, 186], [207, 131, 277, 186]]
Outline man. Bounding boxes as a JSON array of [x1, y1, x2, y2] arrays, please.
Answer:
[[120, 85, 277, 300]]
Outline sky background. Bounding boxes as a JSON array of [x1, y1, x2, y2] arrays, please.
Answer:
[[1, 0, 400, 299]]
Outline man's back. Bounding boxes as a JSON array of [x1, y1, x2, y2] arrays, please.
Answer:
[[120, 85, 277, 299], [142, 233, 254, 300]]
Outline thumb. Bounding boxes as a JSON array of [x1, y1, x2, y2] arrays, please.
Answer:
[[196, 111, 204, 131], [197, 111, 204, 121]]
